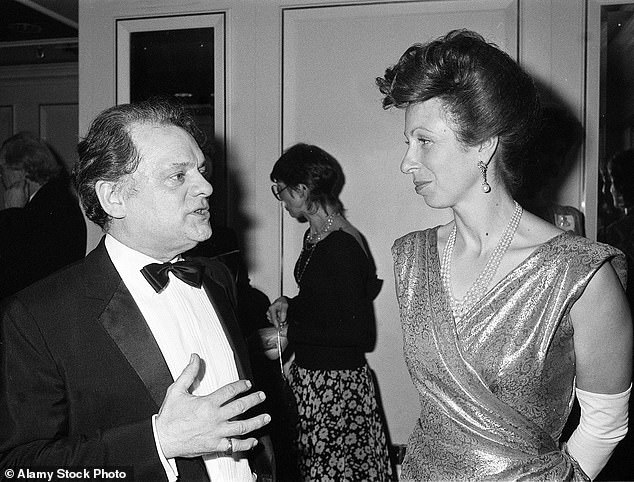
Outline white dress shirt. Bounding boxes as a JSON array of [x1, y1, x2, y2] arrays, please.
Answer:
[[105, 235, 253, 481]]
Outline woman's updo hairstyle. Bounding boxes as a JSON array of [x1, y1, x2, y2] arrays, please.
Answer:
[[376, 29, 541, 195], [270, 143, 345, 214]]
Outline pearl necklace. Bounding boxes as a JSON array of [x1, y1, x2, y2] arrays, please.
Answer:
[[441, 201, 523, 322]]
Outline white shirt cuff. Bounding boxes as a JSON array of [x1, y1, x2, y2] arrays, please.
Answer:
[[152, 414, 179, 482]]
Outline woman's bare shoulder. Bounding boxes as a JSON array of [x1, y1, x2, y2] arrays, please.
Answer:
[[515, 209, 564, 249]]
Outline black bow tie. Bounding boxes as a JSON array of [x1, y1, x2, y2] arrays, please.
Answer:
[[141, 260, 204, 293]]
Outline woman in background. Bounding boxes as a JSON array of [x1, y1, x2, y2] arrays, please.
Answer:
[[267, 143, 392, 481], [376, 30, 631, 481]]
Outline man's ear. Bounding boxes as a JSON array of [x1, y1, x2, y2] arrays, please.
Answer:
[[95, 180, 126, 219]]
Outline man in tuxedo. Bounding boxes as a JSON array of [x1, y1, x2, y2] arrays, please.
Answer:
[[0, 99, 273, 481], [0, 132, 86, 300]]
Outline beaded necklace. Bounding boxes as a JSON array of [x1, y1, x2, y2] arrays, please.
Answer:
[[294, 242, 316, 285], [440, 201, 523, 322], [305, 212, 339, 244], [295, 212, 340, 285]]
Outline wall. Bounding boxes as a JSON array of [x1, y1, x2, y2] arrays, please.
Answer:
[[79, 0, 589, 445], [0, 62, 78, 204]]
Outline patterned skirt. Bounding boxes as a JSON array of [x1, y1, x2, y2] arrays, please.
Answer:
[[288, 362, 393, 481]]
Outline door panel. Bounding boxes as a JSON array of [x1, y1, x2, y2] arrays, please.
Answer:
[[282, 0, 517, 442], [40, 103, 79, 172]]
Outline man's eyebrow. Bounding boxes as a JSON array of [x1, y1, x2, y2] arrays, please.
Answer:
[[165, 160, 193, 169]]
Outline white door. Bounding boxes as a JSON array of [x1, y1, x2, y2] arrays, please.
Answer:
[[281, 0, 518, 442]]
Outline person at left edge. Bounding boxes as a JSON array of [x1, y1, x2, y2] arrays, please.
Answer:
[[0, 132, 87, 300], [0, 98, 274, 482]]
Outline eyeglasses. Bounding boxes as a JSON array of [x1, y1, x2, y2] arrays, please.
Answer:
[[271, 184, 289, 201]]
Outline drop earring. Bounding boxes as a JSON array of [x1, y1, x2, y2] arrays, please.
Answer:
[[478, 160, 491, 193]]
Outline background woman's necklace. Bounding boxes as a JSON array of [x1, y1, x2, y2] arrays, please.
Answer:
[[295, 212, 340, 285], [294, 243, 316, 285], [441, 201, 523, 322], [305, 212, 339, 244]]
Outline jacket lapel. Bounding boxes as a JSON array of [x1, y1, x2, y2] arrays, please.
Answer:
[[99, 282, 174, 408], [202, 273, 250, 379], [86, 238, 173, 409]]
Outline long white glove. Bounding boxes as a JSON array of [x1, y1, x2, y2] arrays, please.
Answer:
[[566, 384, 631, 480]]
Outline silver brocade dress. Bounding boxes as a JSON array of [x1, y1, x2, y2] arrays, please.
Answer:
[[393, 228, 627, 481]]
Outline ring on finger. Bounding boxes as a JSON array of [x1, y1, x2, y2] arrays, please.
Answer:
[[225, 438, 233, 455]]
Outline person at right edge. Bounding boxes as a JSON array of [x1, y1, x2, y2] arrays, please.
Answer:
[[376, 29, 632, 481]]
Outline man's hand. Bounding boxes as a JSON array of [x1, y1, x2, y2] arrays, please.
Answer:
[[155, 354, 271, 459]]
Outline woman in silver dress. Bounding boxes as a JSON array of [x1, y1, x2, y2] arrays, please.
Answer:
[[376, 29, 631, 481]]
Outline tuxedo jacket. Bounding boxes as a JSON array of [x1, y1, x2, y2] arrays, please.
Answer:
[[0, 177, 86, 300], [0, 238, 274, 481]]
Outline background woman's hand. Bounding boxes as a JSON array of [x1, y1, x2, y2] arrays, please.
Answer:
[[257, 326, 289, 360], [267, 296, 289, 329]]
